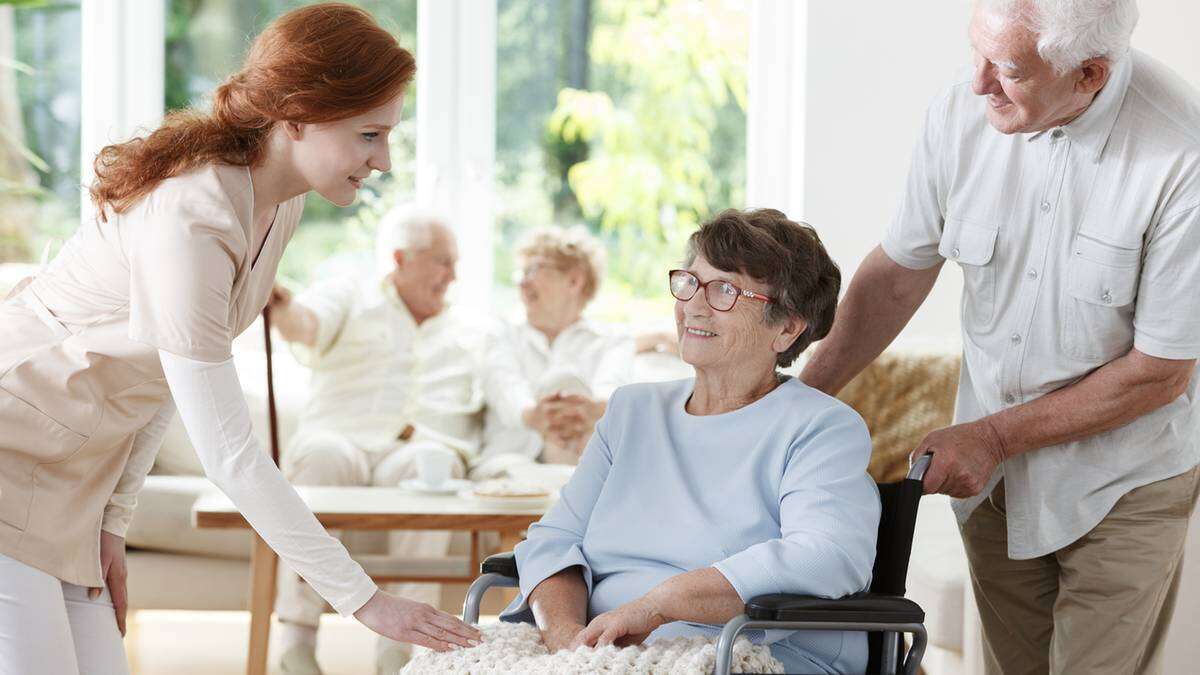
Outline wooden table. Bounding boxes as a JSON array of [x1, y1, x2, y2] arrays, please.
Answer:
[[193, 486, 548, 675]]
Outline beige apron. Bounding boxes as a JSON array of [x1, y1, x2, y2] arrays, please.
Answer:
[[0, 164, 301, 586]]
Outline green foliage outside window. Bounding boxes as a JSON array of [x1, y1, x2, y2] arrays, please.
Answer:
[[496, 0, 747, 321]]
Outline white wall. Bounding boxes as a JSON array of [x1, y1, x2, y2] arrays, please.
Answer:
[[799, 0, 1200, 346]]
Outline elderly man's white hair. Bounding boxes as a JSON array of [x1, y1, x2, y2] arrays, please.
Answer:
[[979, 0, 1139, 74], [374, 203, 452, 273]]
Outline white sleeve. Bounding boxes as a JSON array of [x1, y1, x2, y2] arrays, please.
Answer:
[[289, 276, 358, 365], [101, 398, 177, 538], [590, 334, 636, 400], [159, 349, 378, 617], [481, 327, 536, 429]]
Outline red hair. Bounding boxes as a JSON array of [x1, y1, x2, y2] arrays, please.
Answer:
[[89, 2, 415, 219]]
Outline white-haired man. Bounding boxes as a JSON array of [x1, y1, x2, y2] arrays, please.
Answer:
[[267, 206, 483, 674], [802, 1, 1199, 672]]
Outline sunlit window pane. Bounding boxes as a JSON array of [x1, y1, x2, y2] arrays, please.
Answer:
[[2, 2, 82, 264], [494, 0, 747, 322]]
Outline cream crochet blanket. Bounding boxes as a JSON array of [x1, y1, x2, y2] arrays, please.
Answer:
[[400, 622, 785, 674]]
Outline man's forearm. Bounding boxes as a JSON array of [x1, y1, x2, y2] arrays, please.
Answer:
[[801, 246, 941, 396], [987, 348, 1194, 459], [529, 566, 589, 629], [643, 568, 744, 626]]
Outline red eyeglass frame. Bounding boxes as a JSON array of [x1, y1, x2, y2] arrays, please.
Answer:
[[668, 269, 774, 311]]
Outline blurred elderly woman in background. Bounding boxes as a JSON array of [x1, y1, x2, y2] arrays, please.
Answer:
[[500, 209, 881, 674], [476, 226, 635, 475]]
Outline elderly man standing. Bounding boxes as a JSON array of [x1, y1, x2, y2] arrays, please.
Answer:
[[267, 205, 483, 674], [802, 1, 1200, 673]]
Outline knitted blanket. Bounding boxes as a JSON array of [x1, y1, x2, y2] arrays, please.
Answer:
[[400, 622, 785, 674]]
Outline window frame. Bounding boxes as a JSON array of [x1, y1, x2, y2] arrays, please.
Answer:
[[80, 0, 793, 306]]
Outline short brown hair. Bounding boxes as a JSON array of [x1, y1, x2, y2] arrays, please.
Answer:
[[685, 208, 840, 367], [517, 226, 607, 304]]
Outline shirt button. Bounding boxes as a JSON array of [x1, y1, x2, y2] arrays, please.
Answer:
[[1040, 201, 1051, 212], [1051, 129, 1064, 139], [1101, 289, 1113, 304], [951, 247, 960, 259], [1010, 333, 1022, 345], [1027, 268, 1038, 279], [1005, 393, 1016, 405]]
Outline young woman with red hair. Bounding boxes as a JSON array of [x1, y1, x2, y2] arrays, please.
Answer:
[[0, 4, 479, 672]]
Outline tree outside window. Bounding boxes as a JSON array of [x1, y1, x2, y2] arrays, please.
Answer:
[[0, 0, 82, 265], [495, 0, 747, 323]]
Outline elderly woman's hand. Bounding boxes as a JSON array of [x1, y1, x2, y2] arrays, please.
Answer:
[[571, 596, 667, 649]]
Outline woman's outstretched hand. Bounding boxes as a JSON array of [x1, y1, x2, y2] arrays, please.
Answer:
[[354, 591, 481, 652], [571, 596, 666, 649]]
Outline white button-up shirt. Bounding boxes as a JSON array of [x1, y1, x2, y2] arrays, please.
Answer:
[[291, 275, 484, 456], [883, 51, 1200, 558], [480, 319, 635, 462]]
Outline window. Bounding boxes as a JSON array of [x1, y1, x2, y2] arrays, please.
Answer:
[[493, 0, 748, 322], [1, 2, 82, 264], [165, 0, 418, 286]]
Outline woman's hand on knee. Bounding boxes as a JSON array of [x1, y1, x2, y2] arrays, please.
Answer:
[[354, 591, 481, 652], [91, 530, 128, 636], [572, 597, 666, 649], [540, 621, 586, 653]]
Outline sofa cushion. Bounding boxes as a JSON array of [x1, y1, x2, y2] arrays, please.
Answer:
[[908, 494, 968, 652], [126, 551, 250, 611], [126, 475, 253, 560], [837, 349, 960, 483]]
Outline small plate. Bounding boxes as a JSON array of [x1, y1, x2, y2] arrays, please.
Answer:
[[456, 488, 554, 509], [399, 478, 473, 495]]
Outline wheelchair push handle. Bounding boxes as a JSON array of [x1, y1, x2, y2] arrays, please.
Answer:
[[906, 452, 933, 482]]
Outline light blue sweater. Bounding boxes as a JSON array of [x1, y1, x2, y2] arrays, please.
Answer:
[[501, 376, 881, 674]]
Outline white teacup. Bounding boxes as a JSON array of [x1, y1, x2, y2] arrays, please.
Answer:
[[414, 446, 455, 489]]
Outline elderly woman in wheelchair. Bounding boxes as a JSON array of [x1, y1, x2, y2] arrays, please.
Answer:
[[490, 208, 882, 674]]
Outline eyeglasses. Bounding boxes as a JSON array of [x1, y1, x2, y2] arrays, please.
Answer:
[[668, 269, 774, 312], [512, 260, 566, 284]]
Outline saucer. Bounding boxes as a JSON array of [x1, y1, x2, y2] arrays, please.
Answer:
[[456, 488, 554, 509], [399, 478, 472, 495]]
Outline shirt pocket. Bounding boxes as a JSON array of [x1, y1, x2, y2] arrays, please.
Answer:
[[939, 217, 999, 330], [0, 386, 88, 531], [1060, 233, 1140, 362]]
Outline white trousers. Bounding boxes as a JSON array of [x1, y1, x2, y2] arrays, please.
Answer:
[[275, 430, 464, 634], [0, 553, 129, 675]]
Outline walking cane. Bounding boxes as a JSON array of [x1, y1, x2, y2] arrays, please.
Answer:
[[244, 308, 282, 675]]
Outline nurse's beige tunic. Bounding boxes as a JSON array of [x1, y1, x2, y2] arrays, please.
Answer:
[[0, 164, 303, 587]]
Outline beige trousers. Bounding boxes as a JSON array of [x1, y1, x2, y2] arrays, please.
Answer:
[[274, 430, 465, 632], [960, 465, 1200, 675]]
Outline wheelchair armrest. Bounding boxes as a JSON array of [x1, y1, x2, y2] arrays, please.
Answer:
[[481, 551, 518, 578], [745, 593, 924, 624]]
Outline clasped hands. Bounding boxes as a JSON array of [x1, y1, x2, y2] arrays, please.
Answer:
[[523, 394, 604, 463], [541, 594, 667, 654]]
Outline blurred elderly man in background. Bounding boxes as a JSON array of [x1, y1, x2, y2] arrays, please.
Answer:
[[802, 1, 1200, 673], [476, 226, 635, 476], [266, 205, 483, 674]]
